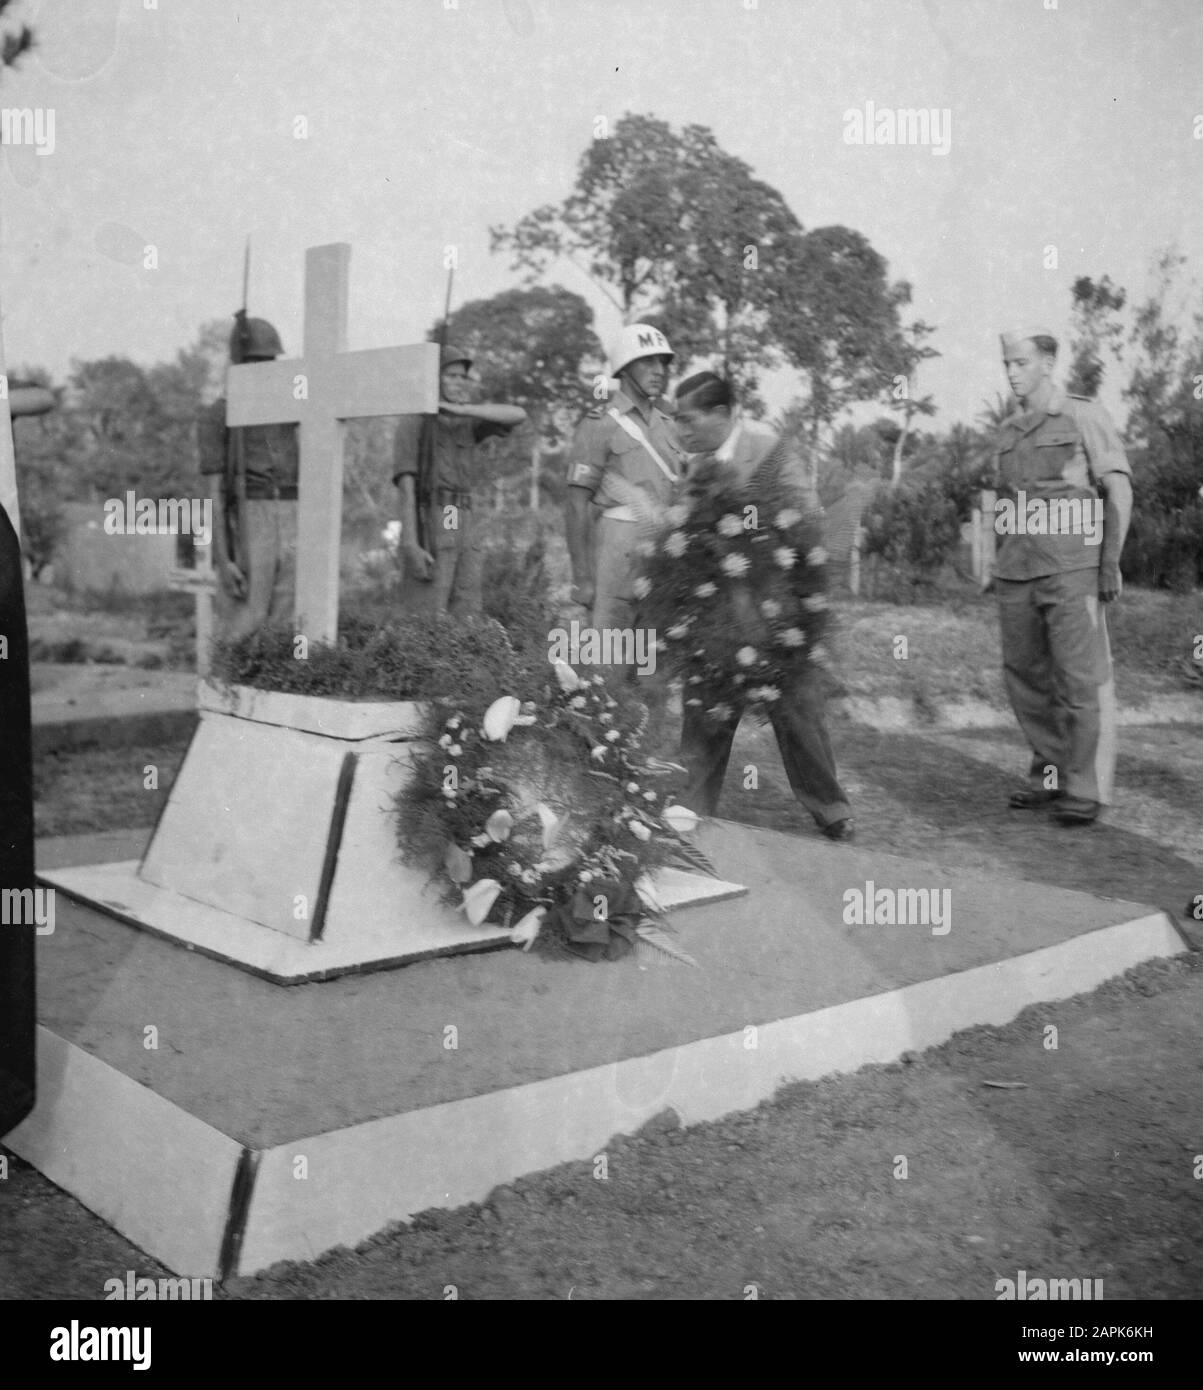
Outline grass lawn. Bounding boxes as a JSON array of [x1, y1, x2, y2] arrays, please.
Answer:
[[828, 588, 1201, 714]]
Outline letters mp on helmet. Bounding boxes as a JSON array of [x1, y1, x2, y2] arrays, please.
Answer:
[[609, 323, 674, 376]]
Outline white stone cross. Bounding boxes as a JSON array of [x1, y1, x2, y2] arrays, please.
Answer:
[[226, 242, 437, 642]]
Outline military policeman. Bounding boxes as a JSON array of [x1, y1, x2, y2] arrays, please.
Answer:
[[993, 326, 1132, 825], [565, 323, 686, 646], [392, 344, 526, 618], [197, 315, 300, 642], [671, 371, 854, 840]]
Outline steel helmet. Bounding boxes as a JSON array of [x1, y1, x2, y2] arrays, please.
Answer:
[[609, 323, 674, 377], [229, 315, 285, 363], [440, 343, 473, 370]]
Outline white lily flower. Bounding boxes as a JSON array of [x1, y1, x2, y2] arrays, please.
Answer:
[[629, 820, 652, 841], [662, 803, 700, 835], [590, 744, 608, 761], [634, 873, 666, 914], [460, 879, 501, 926], [482, 696, 521, 741], [484, 808, 515, 842], [552, 659, 582, 692], [536, 802, 565, 850], [511, 906, 545, 952]]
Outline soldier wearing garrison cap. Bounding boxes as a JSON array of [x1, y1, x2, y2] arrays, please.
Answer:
[[565, 323, 686, 666], [197, 314, 300, 641], [991, 325, 1133, 825], [393, 342, 526, 618]]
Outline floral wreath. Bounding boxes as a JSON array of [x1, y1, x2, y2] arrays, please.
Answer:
[[397, 661, 714, 963], [636, 453, 831, 729]]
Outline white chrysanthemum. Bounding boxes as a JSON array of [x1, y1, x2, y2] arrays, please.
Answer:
[[774, 546, 797, 569], [708, 703, 734, 723], [721, 553, 750, 578], [633, 576, 651, 599], [605, 729, 621, 742], [665, 503, 689, 527], [666, 623, 690, 641], [736, 646, 758, 667], [629, 820, 652, 841], [775, 508, 802, 530], [664, 530, 688, 558], [780, 627, 806, 648], [695, 581, 717, 598], [802, 593, 828, 612], [760, 598, 782, 619], [717, 513, 744, 538], [807, 546, 828, 567], [810, 642, 830, 666], [750, 685, 781, 703]]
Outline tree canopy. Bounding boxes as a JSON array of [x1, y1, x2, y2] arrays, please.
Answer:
[[492, 112, 910, 418]]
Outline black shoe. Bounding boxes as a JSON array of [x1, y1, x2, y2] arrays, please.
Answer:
[[1009, 787, 1065, 810], [1052, 796, 1100, 825], [823, 818, 855, 842]]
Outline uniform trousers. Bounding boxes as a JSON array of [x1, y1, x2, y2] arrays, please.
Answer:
[[215, 499, 297, 642], [996, 566, 1116, 804], [402, 500, 485, 619], [679, 670, 851, 827]]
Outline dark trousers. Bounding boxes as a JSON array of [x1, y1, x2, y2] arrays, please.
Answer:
[[679, 671, 851, 827]]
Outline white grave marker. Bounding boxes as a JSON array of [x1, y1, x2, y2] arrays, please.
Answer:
[[226, 242, 438, 642]]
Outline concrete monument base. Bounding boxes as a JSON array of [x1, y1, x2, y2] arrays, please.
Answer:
[[10, 819, 1186, 1280]]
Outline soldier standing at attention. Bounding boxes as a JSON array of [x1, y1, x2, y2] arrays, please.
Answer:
[[196, 314, 300, 642], [565, 324, 686, 647], [392, 343, 526, 618], [993, 326, 1132, 826]]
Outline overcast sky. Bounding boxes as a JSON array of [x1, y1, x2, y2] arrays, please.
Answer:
[[1, 0, 1200, 426]]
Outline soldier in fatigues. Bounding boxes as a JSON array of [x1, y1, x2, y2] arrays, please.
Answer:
[[993, 327, 1133, 825], [392, 344, 526, 618], [671, 372, 854, 840], [196, 316, 300, 642], [565, 324, 686, 661]]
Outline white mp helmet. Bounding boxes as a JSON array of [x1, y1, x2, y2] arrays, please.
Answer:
[[609, 322, 674, 377]]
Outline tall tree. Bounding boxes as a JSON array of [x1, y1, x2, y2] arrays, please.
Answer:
[[492, 113, 906, 405], [1065, 274, 1126, 399], [885, 317, 940, 484], [1124, 246, 1201, 447], [772, 231, 912, 441]]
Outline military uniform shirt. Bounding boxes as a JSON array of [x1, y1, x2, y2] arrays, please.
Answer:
[[196, 398, 299, 494], [566, 389, 686, 512], [392, 414, 512, 494], [993, 387, 1130, 581]]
